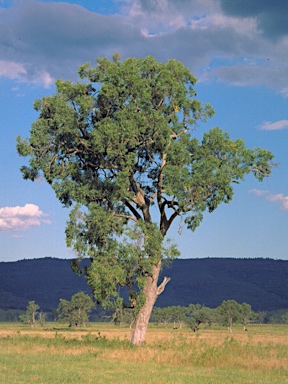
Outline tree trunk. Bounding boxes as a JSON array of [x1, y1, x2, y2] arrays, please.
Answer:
[[130, 263, 170, 346]]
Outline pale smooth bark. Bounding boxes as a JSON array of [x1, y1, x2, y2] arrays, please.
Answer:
[[130, 262, 170, 346]]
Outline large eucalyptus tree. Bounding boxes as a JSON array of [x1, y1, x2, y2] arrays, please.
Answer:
[[17, 54, 273, 345]]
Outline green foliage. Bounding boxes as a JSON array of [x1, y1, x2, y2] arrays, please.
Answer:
[[57, 291, 94, 327], [185, 304, 215, 330], [0, 309, 24, 322], [153, 307, 173, 327], [17, 54, 274, 313], [19, 301, 39, 327], [264, 309, 288, 324], [217, 300, 242, 331], [153, 301, 258, 330], [238, 302, 255, 326], [281, 313, 288, 324]]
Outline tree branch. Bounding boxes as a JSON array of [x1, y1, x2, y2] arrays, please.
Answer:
[[157, 153, 168, 233], [112, 212, 138, 223], [169, 128, 188, 139], [156, 276, 171, 296], [123, 199, 142, 221], [129, 174, 152, 223]]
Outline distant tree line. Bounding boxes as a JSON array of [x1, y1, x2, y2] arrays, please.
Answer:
[[105, 300, 288, 330], [18, 292, 94, 328], [1, 294, 288, 327], [150, 301, 288, 331], [150, 301, 253, 333]]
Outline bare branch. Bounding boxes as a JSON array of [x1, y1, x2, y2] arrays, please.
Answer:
[[169, 128, 188, 139], [156, 276, 171, 296]]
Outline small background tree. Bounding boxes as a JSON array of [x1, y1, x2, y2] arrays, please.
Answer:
[[239, 302, 255, 330], [153, 307, 173, 328], [217, 300, 241, 333], [186, 304, 215, 331], [169, 305, 186, 329], [19, 301, 39, 327], [39, 311, 46, 327], [57, 292, 94, 327]]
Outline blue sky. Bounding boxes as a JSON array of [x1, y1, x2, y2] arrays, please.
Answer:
[[0, 0, 287, 262]]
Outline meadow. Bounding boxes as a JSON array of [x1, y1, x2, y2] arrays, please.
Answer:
[[0, 323, 287, 383]]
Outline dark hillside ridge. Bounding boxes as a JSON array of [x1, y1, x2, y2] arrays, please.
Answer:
[[0, 258, 89, 311], [0, 257, 287, 311], [157, 258, 288, 310]]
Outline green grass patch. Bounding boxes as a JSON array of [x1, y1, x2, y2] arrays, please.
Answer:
[[0, 324, 287, 383]]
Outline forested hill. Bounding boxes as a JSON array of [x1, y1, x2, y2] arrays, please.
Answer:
[[0, 257, 287, 312]]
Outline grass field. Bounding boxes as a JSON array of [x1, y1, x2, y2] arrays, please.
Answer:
[[0, 323, 288, 383]]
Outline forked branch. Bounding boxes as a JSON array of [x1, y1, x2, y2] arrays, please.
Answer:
[[156, 276, 171, 296]]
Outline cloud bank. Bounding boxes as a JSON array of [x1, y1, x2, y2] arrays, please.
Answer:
[[219, 0, 288, 40], [0, 204, 51, 232], [250, 189, 288, 211], [0, 0, 288, 94]]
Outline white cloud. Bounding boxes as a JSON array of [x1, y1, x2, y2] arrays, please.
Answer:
[[0, 60, 54, 88], [267, 193, 288, 210], [259, 120, 288, 131], [0, 204, 51, 232], [190, 13, 257, 35], [39, 71, 54, 88], [0, 60, 26, 79], [31, 72, 54, 88], [250, 188, 269, 197], [250, 189, 288, 211]]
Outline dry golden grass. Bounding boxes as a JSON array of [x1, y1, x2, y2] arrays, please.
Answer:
[[1, 323, 288, 384], [1, 323, 287, 371]]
